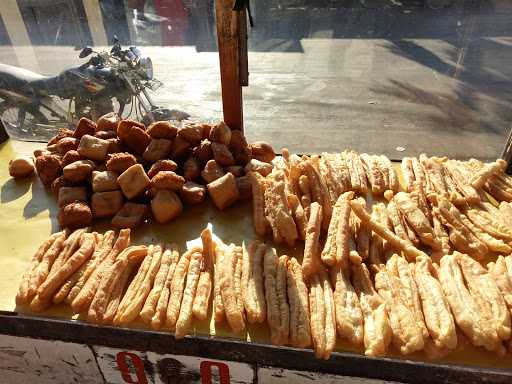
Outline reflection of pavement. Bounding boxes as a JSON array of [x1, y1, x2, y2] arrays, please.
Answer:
[[1, 3, 512, 160], [244, 3, 512, 160]]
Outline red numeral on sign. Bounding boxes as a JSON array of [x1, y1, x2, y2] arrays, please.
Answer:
[[200, 361, 230, 384], [116, 352, 148, 384]]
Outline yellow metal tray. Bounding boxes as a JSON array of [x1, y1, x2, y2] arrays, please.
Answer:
[[1, 139, 511, 369]]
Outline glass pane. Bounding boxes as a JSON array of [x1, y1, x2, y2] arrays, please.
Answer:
[[0, 0, 220, 141], [245, 1, 511, 160]]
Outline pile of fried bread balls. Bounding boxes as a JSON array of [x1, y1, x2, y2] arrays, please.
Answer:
[[8, 114, 275, 230]]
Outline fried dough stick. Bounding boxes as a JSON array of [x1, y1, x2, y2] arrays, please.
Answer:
[[298, 174, 312, 217], [175, 250, 203, 339], [372, 154, 390, 190], [243, 241, 267, 323], [321, 200, 340, 267], [361, 154, 385, 195], [53, 233, 103, 304], [469, 159, 507, 189], [48, 229, 87, 277], [401, 157, 415, 192], [140, 246, 174, 323], [420, 155, 448, 198], [87, 246, 147, 324], [456, 211, 511, 254], [234, 246, 245, 323], [368, 202, 392, 266], [264, 247, 290, 344], [287, 194, 307, 241], [113, 247, 154, 324], [488, 256, 512, 313], [432, 214, 451, 259], [484, 179, 512, 202], [438, 254, 501, 352], [335, 192, 354, 268], [247, 171, 269, 236], [386, 255, 429, 340], [287, 257, 311, 348], [379, 155, 400, 193], [38, 233, 95, 300], [386, 198, 413, 250], [331, 265, 363, 346], [65, 231, 115, 305], [302, 202, 323, 281], [435, 198, 488, 260], [368, 204, 384, 267], [344, 151, 361, 193], [465, 208, 512, 242], [498, 201, 512, 222], [71, 229, 130, 313], [151, 245, 180, 330], [19, 231, 66, 304], [321, 192, 353, 267], [384, 189, 420, 247], [221, 245, 245, 333], [394, 192, 440, 250], [166, 249, 195, 328], [319, 155, 341, 203], [192, 228, 215, 321], [444, 162, 480, 204], [333, 153, 353, 193], [411, 157, 427, 190], [118, 245, 163, 325], [213, 245, 226, 323], [400, 207, 420, 247], [103, 255, 141, 324], [309, 272, 326, 359], [414, 257, 457, 350], [442, 165, 466, 205], [410, 183, 432, 225], [264, 171, 299, 246], [287, 160, 303, 199], [456, 253, 511, 341], [352, 152, 369, 194], [16, 232, 63, 304], [353, 207, 370, 261], [302, 158, 332, 230], [375, 265, 425, 355], [276, 255, 290, 344], [351, 263, 392, 357], [350, 198, 428, 261]]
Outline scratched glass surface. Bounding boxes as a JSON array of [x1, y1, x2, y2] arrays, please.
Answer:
[[244, 0, 512, 160], [0, 0, 220, 141]]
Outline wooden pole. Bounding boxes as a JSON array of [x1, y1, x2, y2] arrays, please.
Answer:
[[215, 0, 245, 132], [82, 0, 109, 47], [0, 0, 40, 72], [501, 127, 512, 174]]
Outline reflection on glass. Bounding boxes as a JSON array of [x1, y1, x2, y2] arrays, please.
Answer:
[[0, 0, 219, 141], [245, 0, 512, 160]]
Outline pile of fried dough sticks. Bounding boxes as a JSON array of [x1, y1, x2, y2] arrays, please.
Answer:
[[250, 150, 512, 253], [15, 151, 512, 361], [15, 227, 308, 349], [245, 150, 512, 359]]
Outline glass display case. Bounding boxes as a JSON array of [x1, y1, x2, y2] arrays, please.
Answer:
[[1, 2, 512, 383], [1, 1, 511, 159]]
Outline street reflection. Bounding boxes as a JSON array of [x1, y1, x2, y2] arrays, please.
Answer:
[[0, 0, 511, 159]]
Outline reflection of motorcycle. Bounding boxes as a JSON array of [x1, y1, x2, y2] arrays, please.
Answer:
[[0, 37, 189, 140]]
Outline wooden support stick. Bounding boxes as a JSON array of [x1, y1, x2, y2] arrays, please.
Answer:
[[501, 127, 512, 174], [215, 0, 245, 132]]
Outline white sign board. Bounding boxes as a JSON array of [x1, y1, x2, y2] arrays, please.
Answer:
[[258, 366, 403, 384], [0, 334, 103, 384], [0, 334, 407, 384], [94, 345, 255, 384]]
